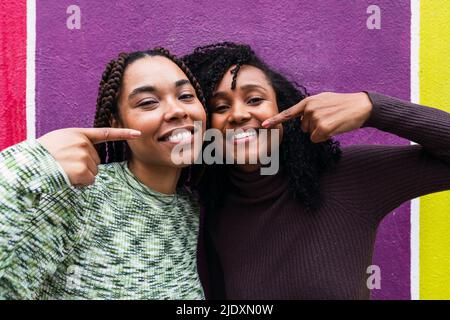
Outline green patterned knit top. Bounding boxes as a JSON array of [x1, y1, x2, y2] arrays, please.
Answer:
[[0, 140, 204, 300]]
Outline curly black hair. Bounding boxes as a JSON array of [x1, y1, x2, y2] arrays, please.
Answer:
[[93, 47, 206, 188], [183, 42, 342, 213]]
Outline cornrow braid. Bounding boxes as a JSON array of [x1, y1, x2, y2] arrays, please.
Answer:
[[93, 52, 129, 164], [230, 64, 241, 90], [93, 47, 206, 167]]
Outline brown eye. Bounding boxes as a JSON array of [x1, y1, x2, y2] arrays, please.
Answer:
[[213, 105, 229, 113], [180, 93, 194, 101], [247, 97, 264, 105], [138, 99, 157, 107]]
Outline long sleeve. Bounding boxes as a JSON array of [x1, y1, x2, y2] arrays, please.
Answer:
[[324, 92, 450, 224], [0, 140, 88, 299], [362, 91, 450, 164]]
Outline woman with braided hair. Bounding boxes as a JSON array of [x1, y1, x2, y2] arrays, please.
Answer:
[[0, 47, 207, 299], [183, 42, 450, 299]]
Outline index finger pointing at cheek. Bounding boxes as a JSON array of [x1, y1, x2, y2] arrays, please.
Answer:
[[82, 128, 142, 144], [261, 98, 308, 128]]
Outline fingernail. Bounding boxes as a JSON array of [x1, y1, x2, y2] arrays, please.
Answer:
[[262, 120, 270, 128], [130, 130, 142, 137]]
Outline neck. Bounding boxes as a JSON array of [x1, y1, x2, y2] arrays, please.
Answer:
[[128, 159, 181, 195], [234, 163, 261, 173]]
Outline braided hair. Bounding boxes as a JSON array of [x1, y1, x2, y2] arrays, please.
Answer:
[[183, 42, 342, 213], [92, 47, 206, 189]]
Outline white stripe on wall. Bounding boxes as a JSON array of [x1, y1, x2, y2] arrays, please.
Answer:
[[410, 0, 420, 301], [26, 0, 36, 140]]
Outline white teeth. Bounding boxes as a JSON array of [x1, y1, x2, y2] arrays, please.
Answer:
[[167, 131, 192, 142], [233, 130, 257, 140]]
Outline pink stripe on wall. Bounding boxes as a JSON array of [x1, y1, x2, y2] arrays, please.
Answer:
[[0, 0, 27, 150]]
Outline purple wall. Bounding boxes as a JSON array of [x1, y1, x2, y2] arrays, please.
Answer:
[[36, 0, 412, 299]]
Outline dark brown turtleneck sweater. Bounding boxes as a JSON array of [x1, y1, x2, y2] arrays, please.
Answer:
[[197, 92, 450, 300]]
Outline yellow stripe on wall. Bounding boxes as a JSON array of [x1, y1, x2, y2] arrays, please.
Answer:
[[419, 0, 450, 300]]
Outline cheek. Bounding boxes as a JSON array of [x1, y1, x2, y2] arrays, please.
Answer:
[[266, 100, 280, 117], [125, 111, 162, 137], [253, 102, 279, 122], [210, 114, 226, 129], [189, 103, 207, 123]]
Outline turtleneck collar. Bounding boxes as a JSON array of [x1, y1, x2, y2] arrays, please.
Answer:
[[226, 165, 289, 203]]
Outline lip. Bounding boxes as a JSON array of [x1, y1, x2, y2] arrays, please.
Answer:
[[158, 124, 196, 142], [226, 126, 260, 144], [233, 134, 257, 145]]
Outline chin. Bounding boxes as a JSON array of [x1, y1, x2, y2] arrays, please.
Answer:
[[175, 163, 192, 169], [168, 150, 200, 167]]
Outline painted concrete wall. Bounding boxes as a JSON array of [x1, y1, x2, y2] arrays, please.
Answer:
[[0, 1, 27, 150], [0, 0, 448, 299]]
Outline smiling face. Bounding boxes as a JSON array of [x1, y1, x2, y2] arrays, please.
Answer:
[[209, 64, 283, 171], [112, 55, 206, 168]]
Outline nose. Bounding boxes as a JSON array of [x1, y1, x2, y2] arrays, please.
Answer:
[[163, 99, 188, 122], [228, 103, 251, 125]]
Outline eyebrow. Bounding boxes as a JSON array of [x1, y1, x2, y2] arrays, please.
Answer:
[[128, 85, 156, 101], [212, 83, 267, 99], [128, 79, 192, 101], [175, 79, 191, 88], [240, 84, 267, 92]]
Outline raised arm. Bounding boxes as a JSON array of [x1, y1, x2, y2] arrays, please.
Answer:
[[362, 91, 450, 165], [0, 140, 85, 298], [323, 92, 450, 224], [0, 127, 140, 298]]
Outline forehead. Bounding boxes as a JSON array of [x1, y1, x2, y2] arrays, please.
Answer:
[[215, 64, 270, 92], [122, 55, 187, 89]]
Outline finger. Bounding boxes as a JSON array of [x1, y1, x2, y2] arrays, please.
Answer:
[[300, 114, 312, 133], [310, 119, 339, 143], [303, 108, 336, 133], [85, 155, 99, 176], [86, 143, 101, 165], [70, 163, 96, 186], [261, 98, 308, 128], [310, 127, 330, 143], [77, 171, 96, 187], [81, 128, 142, 144]]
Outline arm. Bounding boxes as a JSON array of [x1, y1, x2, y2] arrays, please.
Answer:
[[327, 92, 450, 224], [0, 140, 88, 299], [362, 91, 450, 164], [0, 127, 141, 299]]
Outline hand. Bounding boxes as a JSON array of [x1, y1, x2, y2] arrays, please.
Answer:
[[37, 127, 141, 186], [262, 92, 373, 143]]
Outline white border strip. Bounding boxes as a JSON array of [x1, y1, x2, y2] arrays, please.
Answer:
[[26, 0, 36, 140], [410, 0, 420, 301]]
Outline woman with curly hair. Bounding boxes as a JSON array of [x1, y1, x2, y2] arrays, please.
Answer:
[[0, 48, 207, 299], [183, 42, 450, 299]]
